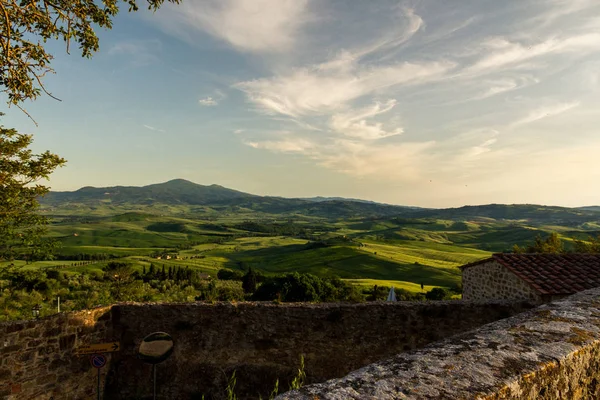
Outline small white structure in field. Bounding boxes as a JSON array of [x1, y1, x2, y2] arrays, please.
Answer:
[[386, 287, 397, 302]]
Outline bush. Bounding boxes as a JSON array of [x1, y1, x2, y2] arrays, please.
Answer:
[[252, 273, 360, 303], [217, 269, 244, 281], [425, 287, 450, 300]]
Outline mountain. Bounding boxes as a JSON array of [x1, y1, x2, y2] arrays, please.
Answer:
[[578, 206, 600, 212], [44, 179, 255, 206], [41, 179, 411, 218], [41, 180, 600, 224], [404, 204, 600, 226]]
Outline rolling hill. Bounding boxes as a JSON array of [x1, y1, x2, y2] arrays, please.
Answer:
[[42, 179, 600, 225], [41, 179, 415, 218]]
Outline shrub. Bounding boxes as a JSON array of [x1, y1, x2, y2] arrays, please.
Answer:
[[425, 287, 450, 300]]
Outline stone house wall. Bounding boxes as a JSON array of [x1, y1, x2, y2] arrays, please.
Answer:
[[462, 260, 542, 302], [0, 307, 114, 400]]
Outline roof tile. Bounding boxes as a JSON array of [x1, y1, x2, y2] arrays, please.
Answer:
[[465, 254, 600, 296]]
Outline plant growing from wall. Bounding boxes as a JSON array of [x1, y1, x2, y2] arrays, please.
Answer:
[[289, 355, 306, 390]]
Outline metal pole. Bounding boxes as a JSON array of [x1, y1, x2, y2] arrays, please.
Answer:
[[97, 367, 100, 400], [153, 365, 157, 400]]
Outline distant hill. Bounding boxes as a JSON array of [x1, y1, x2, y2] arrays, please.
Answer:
[[44, 179, 255, 206], [41, 180, 600, 224], [404, 204, 600, 226], [578, 206, 600, 212], [42, 179, 412, 218]]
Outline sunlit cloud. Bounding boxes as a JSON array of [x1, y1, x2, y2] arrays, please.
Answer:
[[510, 102, 580, 127], [198, 89, 227, 106], [140, 0, 600, 205], [154, 0, 311, 53], [198, 97, 218, 106]]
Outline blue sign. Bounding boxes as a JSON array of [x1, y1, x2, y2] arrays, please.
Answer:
[[90, 354, 107, 369]]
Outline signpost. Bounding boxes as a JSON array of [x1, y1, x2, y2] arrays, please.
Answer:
[[90, 354, 107, 400], [76, 343, 120, 399], [75, 342, 120, 355]]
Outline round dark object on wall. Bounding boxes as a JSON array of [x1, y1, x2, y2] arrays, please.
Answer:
[[137, 332, 174, 364]]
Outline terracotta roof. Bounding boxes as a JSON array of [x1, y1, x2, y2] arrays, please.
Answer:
[[461, 253, 600, 295]]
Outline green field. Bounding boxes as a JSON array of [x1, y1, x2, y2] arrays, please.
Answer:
[[8, 199, 599, 294]]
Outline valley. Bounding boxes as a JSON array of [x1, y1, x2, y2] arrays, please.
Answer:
[[35, 180, 600, 287]]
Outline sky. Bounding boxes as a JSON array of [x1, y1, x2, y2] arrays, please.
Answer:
[[2, 0, 600, 208]]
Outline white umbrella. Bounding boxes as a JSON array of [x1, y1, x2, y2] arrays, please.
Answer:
[[386, 286, 397, 302]]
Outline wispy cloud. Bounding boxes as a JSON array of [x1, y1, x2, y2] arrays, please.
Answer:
[[228, 0, 600, 190], [108, 40, 162, 67], [154, 0, 310, 53], [236, 57, 455, 117], [329, 99, 403, 140], [199, 89, 227, 106], [143, 124, 166, 133], [198, 97, 218, 106], [464, 33, 600, 76], [511, 102, 580, 127]]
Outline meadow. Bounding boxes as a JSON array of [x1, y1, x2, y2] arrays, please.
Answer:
[[14, 203, 596, 293]]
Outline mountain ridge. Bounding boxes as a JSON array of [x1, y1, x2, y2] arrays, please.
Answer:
[[41, 179, 600, 223]]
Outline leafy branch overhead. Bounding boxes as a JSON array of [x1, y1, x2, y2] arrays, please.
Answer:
[[0, 0, 181, 112]]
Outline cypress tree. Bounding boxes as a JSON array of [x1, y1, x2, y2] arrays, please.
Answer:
[[242, 267, 257, 294]]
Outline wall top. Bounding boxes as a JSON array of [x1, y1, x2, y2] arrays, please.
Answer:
[[277, 287, 600, 399]]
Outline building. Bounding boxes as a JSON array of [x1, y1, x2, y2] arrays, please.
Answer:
[[460, 253, 600, 303]]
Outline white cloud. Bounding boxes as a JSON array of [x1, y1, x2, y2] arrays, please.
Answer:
[[245, 137, 316, 153], [198, 97, 218, 106], [511, 102, 580, 127], [236, 57, 455, 117], [155, 0, 310, 53], [465, 33, 600, 76], [220, 0, 600, 197], [143, 124, 166, 133], [329, 99, 403, 140], [198, 89, 227, 106], [108, 40, 161, 67]]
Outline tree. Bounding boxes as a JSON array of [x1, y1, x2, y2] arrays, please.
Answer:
[[242, 267, 257, 294], [0, 125, 65, 261], [512, 232, 564, 254], [574, 235, 600, 253], [0, 0, 181, 116], [217, 268, 244, 281], [103, 261, 134, 301], [425, 287, 450, 301]]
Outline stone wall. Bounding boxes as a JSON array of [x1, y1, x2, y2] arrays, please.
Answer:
[[278, 287, 600, 400], [0, 307, 114, 400], [0, 300, 532, 400], [105, 301, 531, 399], [462, 260, 542, 302]]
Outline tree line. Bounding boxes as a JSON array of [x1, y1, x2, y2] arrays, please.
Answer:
[[513, 232, 600, 254]]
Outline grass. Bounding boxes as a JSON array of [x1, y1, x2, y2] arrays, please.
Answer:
[[16, 203, 600, 295], [344, 279, 438, 292]]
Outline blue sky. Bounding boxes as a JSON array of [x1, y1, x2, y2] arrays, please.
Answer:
[[3, 0, 600, 207]]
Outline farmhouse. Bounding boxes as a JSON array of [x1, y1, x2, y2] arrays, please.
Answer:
[[461, 253, 600, 303]]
